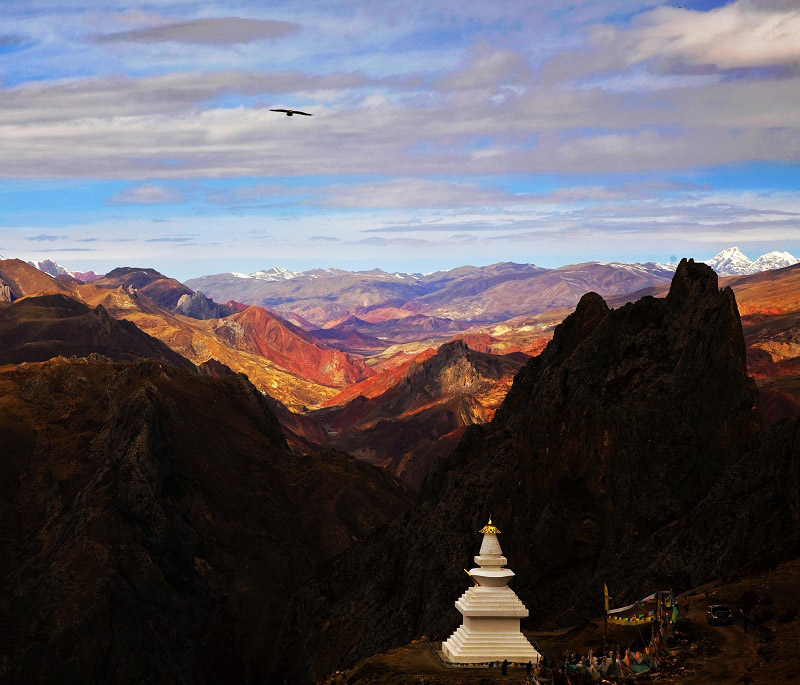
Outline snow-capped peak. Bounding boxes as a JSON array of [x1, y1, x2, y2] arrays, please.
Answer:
[[233, 267, 298, 281], [706, 246, 799, 276], [603, 261, 677, 277], [706, 247, 754, 276], [654, 262, 678, 272], [27, 259, 74, 278], [751, 251, 799, 272]]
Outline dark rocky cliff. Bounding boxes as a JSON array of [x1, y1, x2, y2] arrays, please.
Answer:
[[277, 259, 799, 681]]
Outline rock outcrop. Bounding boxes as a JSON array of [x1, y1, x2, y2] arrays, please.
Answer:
[[175, 290, 237, 320], [276, 259, 800, 682]]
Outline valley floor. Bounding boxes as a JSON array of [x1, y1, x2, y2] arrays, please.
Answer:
[[320, 558, 800, 684]]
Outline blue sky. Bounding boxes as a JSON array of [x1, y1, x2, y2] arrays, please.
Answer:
[[1, 0, 799, 280]]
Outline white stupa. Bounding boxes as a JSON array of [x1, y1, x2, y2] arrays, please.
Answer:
[[442, 518, 540, 664]]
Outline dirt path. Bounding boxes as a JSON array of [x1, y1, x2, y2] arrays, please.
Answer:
[[683, 601, 757, 683]]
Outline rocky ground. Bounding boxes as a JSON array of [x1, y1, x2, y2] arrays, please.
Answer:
[[319, 559, 800, 684]]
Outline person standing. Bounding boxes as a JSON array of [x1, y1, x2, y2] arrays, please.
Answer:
[[502, 658, 508, 675]]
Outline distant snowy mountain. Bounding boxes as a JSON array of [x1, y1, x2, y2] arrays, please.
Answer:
[[231, 267, 299, 281], [706, 247, 755, 275], [751, 251, 799, 272], [706, 247, 799, 276], [226, 266, 424, 282], [606, 261, 677, 277], [23, 259, 102, 282], [27, 259, 73, 278]]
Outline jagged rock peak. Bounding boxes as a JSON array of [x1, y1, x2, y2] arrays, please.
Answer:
[[435, 339, 471, 357], [666, 257, 719, 303], [538, 291, 609, 367]]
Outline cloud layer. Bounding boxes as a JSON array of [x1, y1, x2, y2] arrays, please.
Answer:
[[93, 17, 299, 45], [0, 0, 798, 274]]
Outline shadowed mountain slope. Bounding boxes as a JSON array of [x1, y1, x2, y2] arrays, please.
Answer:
[[0, 294, 195, 371], [275, 259, 800, 681], [0, 357, 414, 682]]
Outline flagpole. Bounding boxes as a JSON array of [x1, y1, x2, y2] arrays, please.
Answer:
[[603, 582, 609, 655]]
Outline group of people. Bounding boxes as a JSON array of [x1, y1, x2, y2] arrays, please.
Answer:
[[527, 629, 672, 683]]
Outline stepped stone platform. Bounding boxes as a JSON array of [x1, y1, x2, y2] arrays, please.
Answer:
[[442, 519, 540, 664]]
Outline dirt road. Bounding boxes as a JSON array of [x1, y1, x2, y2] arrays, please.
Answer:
[[683, 600, 757, 683]]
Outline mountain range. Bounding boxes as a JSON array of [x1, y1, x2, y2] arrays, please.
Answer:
[[185, 247, 798, 327], [2, 251, 800, 681], [186, 260, 676, 328], [6, 247, 800, 487]]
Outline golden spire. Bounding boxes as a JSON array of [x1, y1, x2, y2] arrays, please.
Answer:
[[479, 517, 500, 534]]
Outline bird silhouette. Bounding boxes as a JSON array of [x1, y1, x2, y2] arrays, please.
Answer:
[[270, 108, 312, 117]]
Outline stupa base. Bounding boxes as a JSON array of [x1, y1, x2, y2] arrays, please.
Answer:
[[442, 625, 540, 663]]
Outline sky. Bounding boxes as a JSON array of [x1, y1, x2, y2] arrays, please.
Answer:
[[1, 0, 799, 280]]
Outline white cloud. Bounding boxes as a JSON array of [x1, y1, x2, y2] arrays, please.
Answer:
[[0, 1, 798, 182], [437, 45, 532, 91], [619, 0, 800, 70], [108, 184, 186, 205], [322, 178, 536, 208]]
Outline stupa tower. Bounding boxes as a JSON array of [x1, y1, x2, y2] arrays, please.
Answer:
[[442, 518, 540, 663]]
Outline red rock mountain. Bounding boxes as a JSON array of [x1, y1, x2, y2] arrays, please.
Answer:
[[0, 260, 357, 409], [322, 348, 437, 408], [214, 305, 373, 388]]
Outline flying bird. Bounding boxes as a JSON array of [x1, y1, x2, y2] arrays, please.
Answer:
[[270, 108, 313, 117]]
